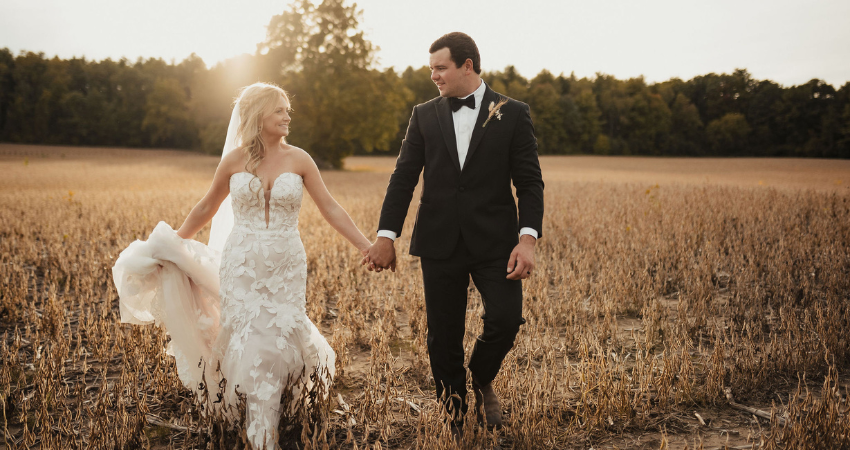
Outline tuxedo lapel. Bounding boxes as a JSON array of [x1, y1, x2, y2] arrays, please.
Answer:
[[462, 86, 497, 173], [434, 97, 462, 174]]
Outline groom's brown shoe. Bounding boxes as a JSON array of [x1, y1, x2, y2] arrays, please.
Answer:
[[473, 381, 503, 428]]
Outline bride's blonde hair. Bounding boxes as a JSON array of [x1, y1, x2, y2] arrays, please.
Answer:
[[235, 82, 290, 177]]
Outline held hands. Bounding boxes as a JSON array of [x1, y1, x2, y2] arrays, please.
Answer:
[[506, 234, 536, 280], [361, 237, 396, 273], [361, 235, 534, 277]]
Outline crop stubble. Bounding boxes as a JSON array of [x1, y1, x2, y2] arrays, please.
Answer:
[[1, 144, 849, 449]]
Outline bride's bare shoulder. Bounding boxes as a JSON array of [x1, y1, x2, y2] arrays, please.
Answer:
[[286, 145, 310, 159], [284, 146, 318, 172], [218, 147, 249, 173]]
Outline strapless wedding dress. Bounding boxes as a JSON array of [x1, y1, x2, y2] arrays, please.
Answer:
[[113, 172, 335, 449]]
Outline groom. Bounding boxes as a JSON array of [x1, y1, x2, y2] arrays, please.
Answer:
[[365, 32, 544, 427]]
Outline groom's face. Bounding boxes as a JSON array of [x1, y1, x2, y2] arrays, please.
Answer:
[[429, 47, 467, 98]]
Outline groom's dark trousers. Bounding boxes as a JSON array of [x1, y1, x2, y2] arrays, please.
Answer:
[[420, 234, 524, 418], [378, 85, 544, 420]]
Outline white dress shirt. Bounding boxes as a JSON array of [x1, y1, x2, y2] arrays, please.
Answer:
[[378, 80, 538, 242], [454, 80, 487, 170]]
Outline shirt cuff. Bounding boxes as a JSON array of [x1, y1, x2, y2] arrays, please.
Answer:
[[519, 227, 538, 239], [377, 230, 397, 241]]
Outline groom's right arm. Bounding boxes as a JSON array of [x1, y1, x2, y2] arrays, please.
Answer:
[[366, 106, 426, 270], [379, 106, 426, 233]]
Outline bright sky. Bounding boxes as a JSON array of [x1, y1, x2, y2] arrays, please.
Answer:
[[2, 0, 849, 87]]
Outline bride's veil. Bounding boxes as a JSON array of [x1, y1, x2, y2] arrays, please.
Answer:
[[208, 101, 241, 254]]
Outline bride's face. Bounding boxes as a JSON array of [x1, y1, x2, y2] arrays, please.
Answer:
[[261, 96, 291, 138]]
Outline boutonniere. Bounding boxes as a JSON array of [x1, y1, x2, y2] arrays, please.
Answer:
[[482, 97, 509, 128]]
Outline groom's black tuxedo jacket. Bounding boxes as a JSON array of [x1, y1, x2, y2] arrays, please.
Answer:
[[379, 85, 544, 260]]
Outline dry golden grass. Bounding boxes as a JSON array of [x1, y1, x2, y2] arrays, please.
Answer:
[[1, 143, 849, 449]]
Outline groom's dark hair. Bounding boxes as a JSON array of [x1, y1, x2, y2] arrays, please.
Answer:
[[429, 32, 481, 75]]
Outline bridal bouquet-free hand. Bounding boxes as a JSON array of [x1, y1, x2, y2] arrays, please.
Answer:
[[483, 97, 509, 128]]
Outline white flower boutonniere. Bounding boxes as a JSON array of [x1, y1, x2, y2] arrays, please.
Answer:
[[482, 97, 509, 128]]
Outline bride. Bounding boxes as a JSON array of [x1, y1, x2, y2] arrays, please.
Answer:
[[112, 82, 372, 449]]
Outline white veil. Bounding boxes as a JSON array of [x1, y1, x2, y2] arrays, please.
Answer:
[[208, 101, 241, 254]]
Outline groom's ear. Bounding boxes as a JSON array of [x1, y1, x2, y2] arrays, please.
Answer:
[[462, 58, 474, 74]]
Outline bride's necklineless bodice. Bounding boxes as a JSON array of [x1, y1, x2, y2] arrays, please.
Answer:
[[229, 172, 302, 231]]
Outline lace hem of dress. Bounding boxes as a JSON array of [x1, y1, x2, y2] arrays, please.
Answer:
[[112, 221, 335, 450]]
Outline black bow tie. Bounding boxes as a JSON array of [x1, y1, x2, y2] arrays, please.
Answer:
[[449, 96, 475, 112]]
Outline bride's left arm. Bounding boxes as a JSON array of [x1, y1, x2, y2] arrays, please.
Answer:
[[299, 152, 372, 255]]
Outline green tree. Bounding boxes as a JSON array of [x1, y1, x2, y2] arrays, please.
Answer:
[[776, 79, 839, 157], [258, 0, 407, 168], [4, 52, 52, 142], [619, 78, 671, 155], [572, 88, 602, 154], [837, 82, 850, 158], [485, 66, 529, 102], [527, 70, 569, 154], [0, 48, 13, 140], [593, 73, 632, 154], [684, 69, 754, 125], [380, 65, 434, 154], [2, 41, 849, 160], [665, 93, 704, 155], [190, 53, 265, 154], [401, 66, 435, 106], [747, 80, 784, 156], [111, 59, 155, 147], [706, 112, 751, 155], [142, 78, 197, 148]]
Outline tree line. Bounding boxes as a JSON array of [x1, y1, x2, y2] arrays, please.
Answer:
[[1, 0, 848, 167]]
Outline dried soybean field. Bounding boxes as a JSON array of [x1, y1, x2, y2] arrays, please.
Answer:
[[1, 143, 850, 449]]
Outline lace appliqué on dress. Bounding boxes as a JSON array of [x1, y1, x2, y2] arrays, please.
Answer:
[[113, 172, 335, 450]]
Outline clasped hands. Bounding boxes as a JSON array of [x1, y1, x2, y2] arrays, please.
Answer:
[[360, 235, 536, 279], [361, 237, 396, 272]]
